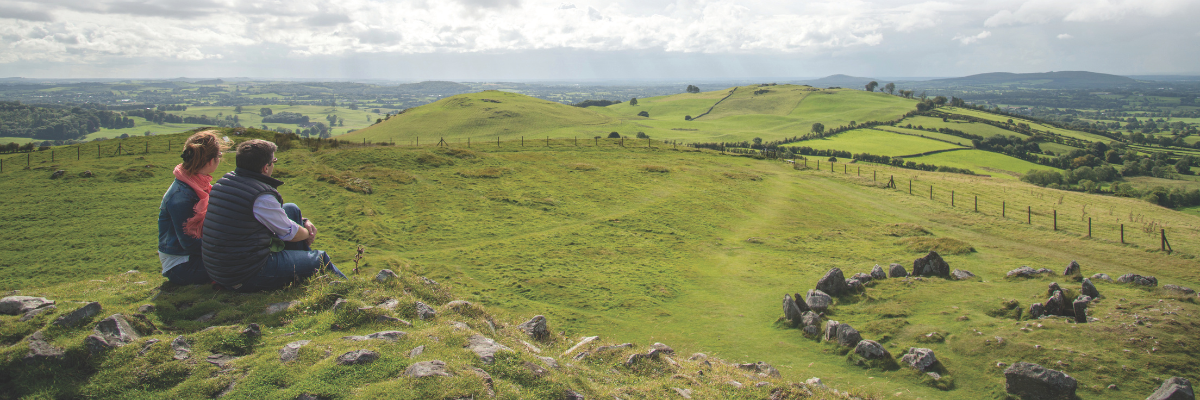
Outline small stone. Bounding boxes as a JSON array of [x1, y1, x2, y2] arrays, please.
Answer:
[[736, 361, 781, 378], [242, 323, 261, 337], [0, 296, 55, 315], [1082, 278, 1100, 298], [1004, 362, 1077, 399], [374, 269, 398, 283], [86, 314, 140, 353], [1029, 303, 1044, 319], [405, 360, 452, 377], [1006, 266, 1039, 278], [523, 361, 549, 376], [466, 334, 511, 364], [279, 340, 311, 363], [336, 350, 380, 365], [888, 263, 908, 278], [538, 356, 560, 369], [851, 272, 873, 284], [195, 312, 216, 323], [206, 353, 238, 367], [823, 320, 841, 342], [377, 299, 400, 310], [673, 387, 693, 398], [517, 315, 550, 341], [171, 335, 191, 360], [755, 381, 771, 388], [562, 389, 586, 399], [1117, 273, 1158, 287], [448, 321, 471, 331], [53, 302, 101, 327], [24, 331, 65, 362], [951, 269, 976, 280], [1073, 296, 1092, 323], [836, 323, 862, 347], [806, 377, 827, 389], [871, 264, 887, 280], [845, 278, 865, 293], [19, 305, 56, 322], [727, 380, 744, 389], [137, 304, 155, 314], [265, 301, 298, 315], [408, 345, 425, 358], [1091, 273, 1113, 282], [1164, 284, 1196, 295], [414, 301, 436, 320], [331, 298, 349, 312], [50, 170, 66, 179], [563, 336, 599, 356]]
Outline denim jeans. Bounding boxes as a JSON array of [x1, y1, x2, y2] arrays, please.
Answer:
[[231, 203, 346, 292], [162, 256, 212, 286]]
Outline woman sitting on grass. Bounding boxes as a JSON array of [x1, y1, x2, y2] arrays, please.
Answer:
[[157, 130, 227, 285]]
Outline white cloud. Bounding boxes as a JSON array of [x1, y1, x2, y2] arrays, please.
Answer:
[[1057, 33, 1072, 39], [953, 30, 991, 45], [985, 0, 1195, 27]]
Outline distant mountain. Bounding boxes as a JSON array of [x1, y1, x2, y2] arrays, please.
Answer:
[[798, 74, 878, 89], [920, 71, 1136, 88], [1126, 75, 1200, 83], [396, 81, 472, 94]]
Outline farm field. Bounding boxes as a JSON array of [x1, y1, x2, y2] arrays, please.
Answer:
[[900, 115, 1028, 139], [784, 128, 965, 156], [1036, 142, 1082, 155], [872, 126, 975, 146], [903, 149, 1060, 179], [940, 107, 1112, 143]]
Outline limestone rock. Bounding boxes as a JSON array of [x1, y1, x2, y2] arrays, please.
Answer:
[[823, 320, 840, 342], [342, 331, 406, 342], [0, 296, 55, 315], [1047, 282, 1063, 297], [673, 387, 692, 398], [444, 300, 472, 312], [1029, 303, 1044, 319], [467, 334, 511, 364], [407, 345, 425, 358], [414, 301, 436, 320], [783, 294, 804, 323], [736, 361, 781, 378], [1147, 376, 1194, 400], [377, 299, 400, 310], [331, 298, 349, 312], [806, 290, 832, 313], [1164, 284, 1196, 295], [279, 340, 310, 363], [1091, 273, 1113, 282], [912, 251, 950, 277], [800, 311, 820, 329], [241, 323, 261, 338], [53, 302, 101, 327], [836, 324, 862, 348], [171, 335, 191, 360], [24, 331, 65, 362], [854, 340, 890, 360], [1063, 260, 1081, 276], [1118, 273, 1158, 287], [806, 377, 827, 389], [900, 348, 937, 372], [851, 272, 873, 284], [1007, 266, 1039, 278], [888, 263, 908, 278], [538, 356, 560, 370], [1044, 290, 1068, 317], [85, 314, 140, 353], [517, 315, 550, 341], [1072, 296, 1091, 323], [1004, 362, 1077, 400], [815, 268, 848, 296], [374, 269, 397, 283], [19, 305, 56, 322], [265, 301, 298, 315], [951, 269, 976, 280], [137, 304, 155, 314], [563, 336, 599, 357], [845, 279, 865, 293], [206, 353, 238, 368], [336, 350, 380, 365], [405, 360, 452, 378], [871, 265, 887, 280], [1081, 278, 1100, 298], [562, 389, 585, 399]]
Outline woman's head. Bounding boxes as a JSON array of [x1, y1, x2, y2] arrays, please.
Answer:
[[180, 130, 228, 175]]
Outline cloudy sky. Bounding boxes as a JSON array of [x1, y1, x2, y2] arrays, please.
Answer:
[[0, 0, 1196, 80]]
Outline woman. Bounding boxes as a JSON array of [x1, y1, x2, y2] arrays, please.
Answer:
[[157, 130, 227, 285]]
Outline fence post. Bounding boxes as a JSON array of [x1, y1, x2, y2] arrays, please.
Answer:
[[951, 191, 955, 207], [1002, 201, 1006, 217], [145, 141, 149, 153], [858, 166, 860, 176], [1088, 217, 1092, 237], [27, 152, 30, 167], [909, 180, 912, 194], [1120, 224, 1125, 243], [974, 196, 978, 212], [522, 136, 524, 146], [547, 136, 550, 147], [873, 171, 876, 181], [77, 146, 80, 160], [817, 160, 820, 169], [1028, 206, 1031, 224], [929, 186, 933, 200], [843, 165, 846, 174], [1161, 229, 1166, 252], [648, 137, 651, 148], [1053, 210, 1057, 231], [51, 150, 54, 162], [499, 137, 502, 147]]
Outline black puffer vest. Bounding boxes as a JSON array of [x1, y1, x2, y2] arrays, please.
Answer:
[[202, 168, 284, 288]]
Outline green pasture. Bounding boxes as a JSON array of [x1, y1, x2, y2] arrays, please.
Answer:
[[872, 126, 974, 146], [940, 107, 1112, 143], [1036, 142, 1082, 155], [903, 149, 1060, 179], [784, 128, 964, 157], [4, 128, 1200, 399], [901, 115, 1028, 139], [0, 136, 38, 145]]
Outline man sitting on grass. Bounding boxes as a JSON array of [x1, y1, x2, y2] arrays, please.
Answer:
[[202, 139, 346, 292]]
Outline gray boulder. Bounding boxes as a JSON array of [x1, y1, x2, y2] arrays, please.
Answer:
[[1147, 377, 1194, 400], [800, 311, 820, 329], [871, 265, 887, 280], [24, 331, 65, 362], [1063, 260, 1081, 276], [1029, 303, 1044, 319], [1091, 273, 1113, 282], [836, 323, 862, 347], [1073, 296, 1091, 323], [279, 340, 311, 363], [845, 278, 865, 293], [823, 320, 841, 342], [912, 251, 950, 277], [407, 345, 425, 358], [1081, 278, 1100, 298], [19, 305, 56, 322], [736, 361, 781, 378], [517, 315, 550, 341], [406, 360, 452, 377], [171, 335, 191, 360], [84, 314, 140, 353], [806, 290, 832, 313], [265, 301, 298, 315], [342, 331, 406, 342], [888, 263, 908, 278], [951, 269, 976, 280], [854, 340, 890, 360], [0, 296, 55, 315], [900, 348, 937, 372], [1047, 282, 1063, 297], [53, 302, 101, 327], [1163, 285, 1196, 295], [783, 294, 804, 323], [1118, 273, 1158, 287], [1044, 291, 1068, 317], [851, 272, 873, 284], [467, 334, 511, 364], [816, 268, 848, 296], [1004, 362, 1077, 400], [336, 350, 380, 365], [374, 269, 398, 283], [1007, 266, 1038, 278], [414, 301, 436, 320]]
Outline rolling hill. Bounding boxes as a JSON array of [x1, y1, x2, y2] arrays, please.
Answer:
[[919, 71, 1138, 88]]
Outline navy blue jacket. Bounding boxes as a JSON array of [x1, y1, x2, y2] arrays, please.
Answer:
[[202, 168, 283, 288], [158, 179, 203, 257]]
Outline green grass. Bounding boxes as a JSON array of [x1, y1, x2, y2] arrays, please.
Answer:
[[783, 128, 965, 156], [900, 116, 1028, 139], [6, 127, 1200, 399], [872, 126, 975, 146], [1037, 142, 1082, 156], [903, 149, 1061, 179], [940, 107, 1113, 143]]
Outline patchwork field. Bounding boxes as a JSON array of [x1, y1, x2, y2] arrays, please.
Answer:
[[784, 128, 966, 157], [902, 149, 1061, 179]]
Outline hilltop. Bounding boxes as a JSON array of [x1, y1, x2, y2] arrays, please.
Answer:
[[2, 128, 1200, 399]]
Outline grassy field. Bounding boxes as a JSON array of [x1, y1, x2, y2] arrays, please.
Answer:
[[900, 115, 1028, 139], [872, 126, 975, 146], [940, 107, 1112, 143], [903, 150, 1061, 179], [1036, 142, 1082, 156], [3, 128, 1200, 399], [784, 128, 965, 156]]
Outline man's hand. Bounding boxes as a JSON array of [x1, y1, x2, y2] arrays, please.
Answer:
[[304, 220, 317, 246]]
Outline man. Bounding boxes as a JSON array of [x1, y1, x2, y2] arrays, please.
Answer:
[[202, 139, 345, 292]]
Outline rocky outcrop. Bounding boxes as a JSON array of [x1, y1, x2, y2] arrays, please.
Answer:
[[24, 331, 65, 362], [951, 269, 976, 280], [279, 340, 311, 363], [341, 331, 406, 342], [853, 340, 889, 360], [0, 296, 55, 315], [1062, 260, 1081, 276], [84, 314, 140, 353], [806, 290, 832, 313], [1072, 296, 1091, 323], [783, 294, 805, 323], [336, 350, 380, 365], [911, 251, 950, 277], [899, 348, 937, 372], [1117, 273, 1158, 287], [517, 315, 550, 341], [1147, 377, 1194, 400], [414, 301, 436, 320], [815, 268, 848, 296], [736, 361, 781, 378], [53, 302, 101, 327], [467, 334, 511, 364], [888, 263, 908, 278], [1007, 266, 1042, 278], [406, 360, 452, 377], [1164, 285, 1196, 295], [870, 265, 887, 280], [836, 324, 862, 348], [19, 305, 56, 322], [1004, 362, 1077, 400], [1081, 278, 1100, 298], [374, 269, 398, 283]]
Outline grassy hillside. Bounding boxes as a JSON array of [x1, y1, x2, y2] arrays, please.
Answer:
[[784, 128, 966, 157], [4, 128, 1200, 399]]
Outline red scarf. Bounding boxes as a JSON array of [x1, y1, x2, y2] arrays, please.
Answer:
[[173, 164, 213, 239]]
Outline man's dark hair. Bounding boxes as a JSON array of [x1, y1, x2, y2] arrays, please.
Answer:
[[236, 139, 278, 172]]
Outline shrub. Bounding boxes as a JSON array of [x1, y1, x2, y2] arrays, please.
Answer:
[[607, 132, 621, 138], [637, 111, 649, 117], [636, 132, 649, 139], [641, 165, 669, 173]]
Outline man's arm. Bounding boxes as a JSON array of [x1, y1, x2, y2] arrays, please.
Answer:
[[252, 195, 312, 242]]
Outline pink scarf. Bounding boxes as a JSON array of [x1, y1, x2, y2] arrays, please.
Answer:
[[173, 164, 213, 239]]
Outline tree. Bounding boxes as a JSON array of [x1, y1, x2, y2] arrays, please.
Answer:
[[932, 96, 948, 106], [637, 111, 649, 117], [234, 105, 243, 114], [865, 81, 878, 92], [260, 108, 273, 117], [636, 132, 649, 139], [884, 83, 895, 95], [630, 97, 638, 106], [686, 85, 700, 93], [1176, 156, 1193, 174], [608, 132, 621, 138], [752, 137, 763, 146], [684, 115, 692, 121], [811, 123, 824, 134]]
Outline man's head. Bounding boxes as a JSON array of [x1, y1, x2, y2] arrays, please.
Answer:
[[235, 139, 278, 175]]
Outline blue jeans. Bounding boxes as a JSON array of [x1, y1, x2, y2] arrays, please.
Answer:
[[163, 256, 212, 286], [232, 203, 346, 293]]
